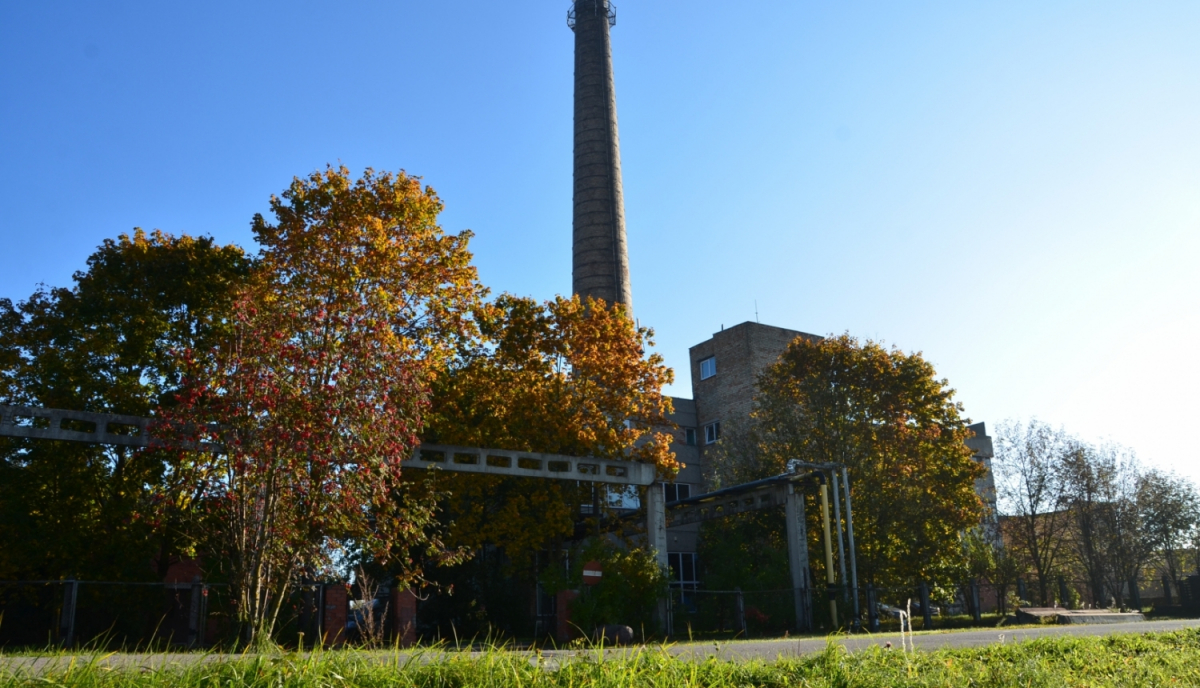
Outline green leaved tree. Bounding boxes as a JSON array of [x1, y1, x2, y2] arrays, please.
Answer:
[[703, 333, 985, 596], [0, 229, 251, 581]]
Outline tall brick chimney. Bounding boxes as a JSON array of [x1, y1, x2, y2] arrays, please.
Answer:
[[569, 0, 632, 313]]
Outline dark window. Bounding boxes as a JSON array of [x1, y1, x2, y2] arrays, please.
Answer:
[[668, 552, 699, 585], [684, 428, 697, 446], [699, 356, 716, 380], [704, 421, 721, 444], [663, 483, 692, 503]]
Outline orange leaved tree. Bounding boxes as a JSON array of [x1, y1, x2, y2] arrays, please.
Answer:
[[424, 294, 678, 570], [158, 166, 485, 645]]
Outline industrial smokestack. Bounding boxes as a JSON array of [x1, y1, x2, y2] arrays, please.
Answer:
[[569, 0, 632, 314]]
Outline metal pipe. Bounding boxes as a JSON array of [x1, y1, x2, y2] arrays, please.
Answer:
[[820, 482, 838, 628], [831, 471, 849, 606], [841, 465, 861, 631]]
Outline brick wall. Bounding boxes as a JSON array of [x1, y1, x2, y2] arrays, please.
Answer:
[[689, 322, 817, 469], [322, 584, 348, 647], [391, 588, 418, 646], [556, 589, 580, 643]]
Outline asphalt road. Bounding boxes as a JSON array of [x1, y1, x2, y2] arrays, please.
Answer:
[[659, 618, 1200, 662], [4, 618, 1198, 673]]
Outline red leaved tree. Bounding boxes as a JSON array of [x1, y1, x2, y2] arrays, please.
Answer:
[[157, 166, 485, 645]]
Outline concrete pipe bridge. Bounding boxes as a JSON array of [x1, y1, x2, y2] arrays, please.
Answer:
[[0, 404, 860, 633]]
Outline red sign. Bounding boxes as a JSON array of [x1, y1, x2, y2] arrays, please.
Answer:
[[582, 560, 603, 586]]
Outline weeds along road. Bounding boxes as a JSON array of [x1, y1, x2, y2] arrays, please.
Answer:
[[4, 619, 1199, 673]]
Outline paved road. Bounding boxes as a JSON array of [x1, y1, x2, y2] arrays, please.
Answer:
[[4, 619, 1198, 673], [659, 618, 1200, 662]]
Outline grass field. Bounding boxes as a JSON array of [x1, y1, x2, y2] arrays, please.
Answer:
[[3, 628, 1198, 687]]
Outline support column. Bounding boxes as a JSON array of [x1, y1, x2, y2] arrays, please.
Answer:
[[784, 483, 812, 632], [841, 466, 861, 631], [831, 472, 849, 606], [645, 482, 668, 633]]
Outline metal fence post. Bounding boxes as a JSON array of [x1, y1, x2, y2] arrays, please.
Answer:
[[199, 584, 209, 647], [187, 577, 203, 648], [867, 584, 880, 632], [316, 583, 326, 648], [970, 581, 982, 623], [59, 579, 78, 648], [729, 588, 739, 633], [919, 581, 932, 630], [665, 588, 674, 638]]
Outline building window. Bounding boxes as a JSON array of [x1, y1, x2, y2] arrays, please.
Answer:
[[668, 551, 700, 609], [704, 421, 721, 444], [684, 428, 697, 446], [668, 552, 699, 587], [663, 482, 691, 504], [699, 356, 716, 380]]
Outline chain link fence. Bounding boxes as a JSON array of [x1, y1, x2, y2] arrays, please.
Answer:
[[0, 580, 233, 649], [664, 575, 1200, 639], [5, 574, 1199, 647]]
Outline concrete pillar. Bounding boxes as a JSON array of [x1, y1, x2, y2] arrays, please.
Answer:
[[645, 482, 668, 634], [645, 482, 668, 571], [784, 484, 812, 631], [570, 0, 632, 312]]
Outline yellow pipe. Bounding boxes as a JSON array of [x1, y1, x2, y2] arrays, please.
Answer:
[[820, 482, 838, 628]]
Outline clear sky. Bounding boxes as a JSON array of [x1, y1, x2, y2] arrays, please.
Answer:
[[2, 2, 1197, 482]]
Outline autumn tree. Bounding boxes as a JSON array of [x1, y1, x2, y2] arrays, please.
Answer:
[[746, 333, 986, 589], [1140, 469, 1200, 590], [1062, 444, 1185, 608], [421, 294, 676, 577], [994, 419, 1077, 606], [160, 166, 485, 644], [0, 230, 250, 580]]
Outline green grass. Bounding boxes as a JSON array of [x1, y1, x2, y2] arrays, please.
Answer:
[[3, 629, 1199, 687]]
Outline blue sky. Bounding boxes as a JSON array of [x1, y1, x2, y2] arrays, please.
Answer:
[[2, 1, 1198, 482]]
